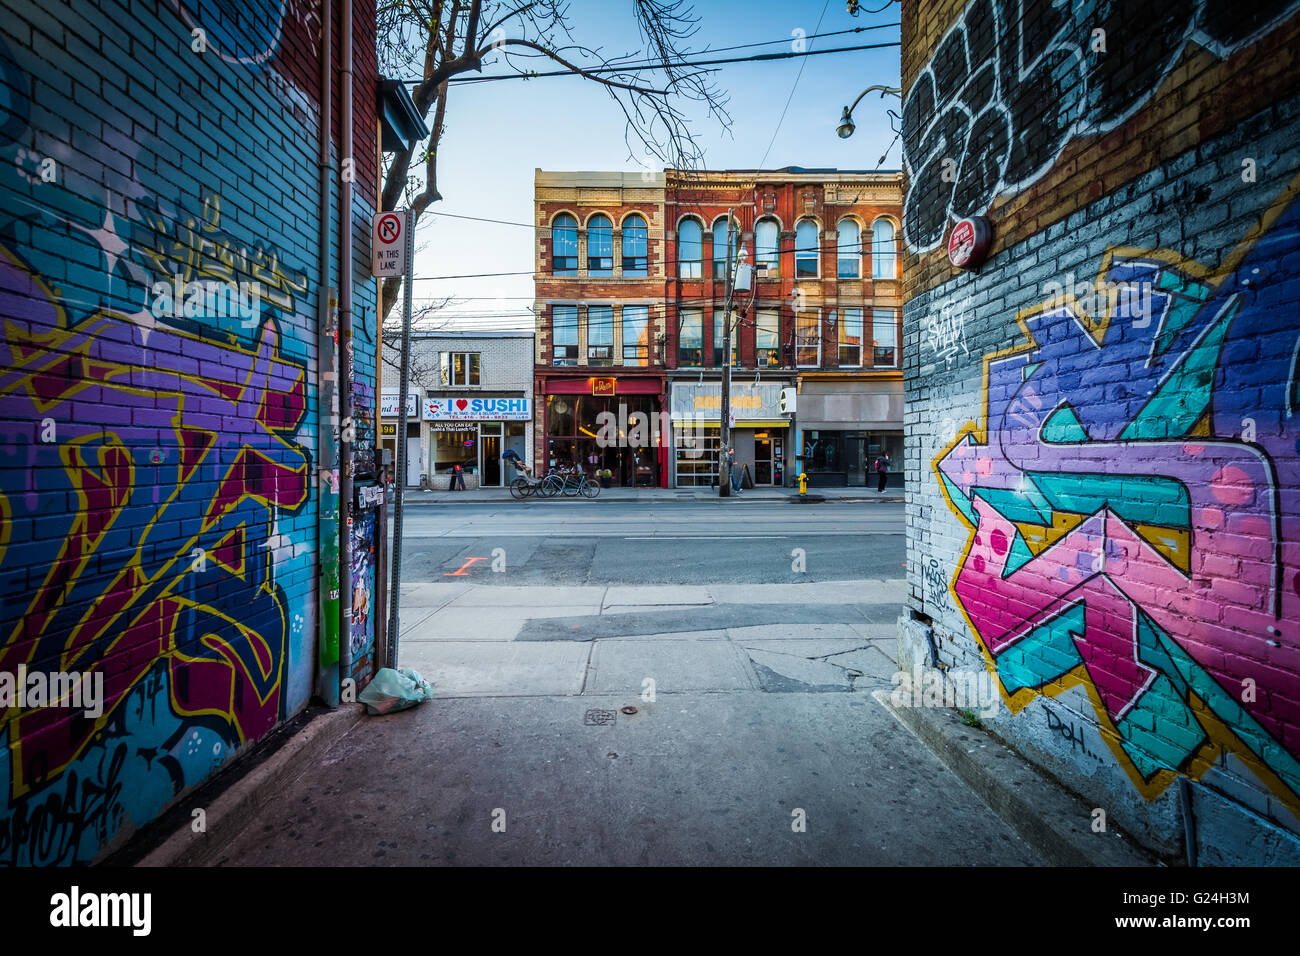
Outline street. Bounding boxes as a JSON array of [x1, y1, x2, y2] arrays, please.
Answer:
[[205, 500, 1042, 865]]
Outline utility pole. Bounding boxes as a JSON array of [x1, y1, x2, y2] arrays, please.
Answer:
[[718, 210, 735, 497]]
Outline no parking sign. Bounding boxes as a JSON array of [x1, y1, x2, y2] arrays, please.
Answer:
[[372, 210, 409, 277]]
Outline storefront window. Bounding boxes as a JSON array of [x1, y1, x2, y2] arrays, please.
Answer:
[[435, 428, 477, 472], [547, 395, 575, 436], [803, 430, 842, 471]]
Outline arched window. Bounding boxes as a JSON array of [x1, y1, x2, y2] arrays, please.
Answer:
[[795, 219, 820, 278], [872, 219, 897, 279], [755, 218, 779, 276], [837, 219, 861, 278], [712, 217, 736, 280], [622, 215, 648, 276], [678, 218, 703, 279], [552, 214, 578, 275], [587, 214, 613, 275]]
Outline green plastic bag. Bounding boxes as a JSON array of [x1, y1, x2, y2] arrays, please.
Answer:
[[357, 666, 434, 715]]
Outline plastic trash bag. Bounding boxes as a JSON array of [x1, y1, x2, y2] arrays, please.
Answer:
[[357, 666, 433, 715]]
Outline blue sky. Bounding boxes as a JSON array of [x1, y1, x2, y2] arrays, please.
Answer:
[[410, 0, 902, 329]]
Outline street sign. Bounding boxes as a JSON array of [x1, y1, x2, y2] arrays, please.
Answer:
[[372, 210, 409, 277]]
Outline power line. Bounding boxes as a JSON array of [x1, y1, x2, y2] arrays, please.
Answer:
[[458, 21, 901, 82], [759, 0, 833, 169], [406, 38, 900, 86]]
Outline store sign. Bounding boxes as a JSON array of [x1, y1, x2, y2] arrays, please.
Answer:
[[423, 396, 531, 421], [948, 216, 993, 270], [670, 383, 784, 421], [591, 378, 616, 396], [381, 390, 419, 418], [381, 423, 396, 437]]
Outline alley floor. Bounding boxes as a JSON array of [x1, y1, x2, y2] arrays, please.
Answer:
[[205, 501, 1042, 865]]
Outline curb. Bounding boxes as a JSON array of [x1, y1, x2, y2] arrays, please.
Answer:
[[135, 704, 364, 867], [871, 689, 1158, 866], [403, 495, 905, 505]]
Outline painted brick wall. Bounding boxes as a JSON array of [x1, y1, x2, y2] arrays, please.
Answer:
[[0, 0, 378, 864], [901, 0, 1300, 862]]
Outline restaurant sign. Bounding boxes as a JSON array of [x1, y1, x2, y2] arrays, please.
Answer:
[[670, 383, 784, 421], [423, 396, 531, 421]]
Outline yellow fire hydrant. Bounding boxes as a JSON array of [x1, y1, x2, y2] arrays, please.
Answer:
[[798, 472, 808, 496]]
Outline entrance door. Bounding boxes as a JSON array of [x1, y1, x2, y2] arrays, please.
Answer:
[[754, 437, 773, 485], [406, 440, 420, 487], [481, 433, 501, 486]]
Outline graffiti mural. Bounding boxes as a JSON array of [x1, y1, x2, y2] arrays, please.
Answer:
[[0, 0, 381, 863], [933, 182, 1300, 812], [902, 0, 1300, 251]]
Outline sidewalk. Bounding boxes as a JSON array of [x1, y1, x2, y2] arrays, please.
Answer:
[[399, 485, 905, 504]]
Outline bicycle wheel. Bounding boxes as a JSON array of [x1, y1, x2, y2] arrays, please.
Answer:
[[538, 476, 559, 498], [510, 477, 530, 499], [580, 477, 599, 498]]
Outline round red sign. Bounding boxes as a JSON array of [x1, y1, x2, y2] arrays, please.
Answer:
[[948, 216, 992, 269]]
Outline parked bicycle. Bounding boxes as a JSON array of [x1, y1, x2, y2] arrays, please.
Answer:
[[507, 462, 599, 499]]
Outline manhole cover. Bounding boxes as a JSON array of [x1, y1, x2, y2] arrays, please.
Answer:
[[620, 706, 638, 715], [584, 708, 617, 726]]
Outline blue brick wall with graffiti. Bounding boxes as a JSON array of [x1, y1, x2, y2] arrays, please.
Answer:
[[0, 0, 377, 864]]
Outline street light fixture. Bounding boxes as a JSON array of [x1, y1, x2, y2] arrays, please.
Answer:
[[836, 85, 902, 139]]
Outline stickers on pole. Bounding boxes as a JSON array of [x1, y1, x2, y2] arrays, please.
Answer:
[[372, 210, 409, 277]]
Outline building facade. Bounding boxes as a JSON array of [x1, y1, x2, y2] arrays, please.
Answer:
[[664, 168, 904, 488], [901, 0, 1300, 862], [533, 170, 669, 486], [382, 331, 533, 488], [533, 167, 904, 489]]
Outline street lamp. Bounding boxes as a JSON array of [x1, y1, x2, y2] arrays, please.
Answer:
[[836, 85, 902, 139]]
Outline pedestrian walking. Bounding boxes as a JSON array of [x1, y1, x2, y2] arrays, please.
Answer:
[[450, 462, 466, 491], [726, 446, 742, 495], [874, 453, 891, 493]]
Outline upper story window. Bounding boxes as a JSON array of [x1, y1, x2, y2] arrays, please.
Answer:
[[622, 215, 648, 276], [755, 309, 780, 367], [837, 219, 861, 279], [712, 309, 738, 367], [678, 308, 703, 366], [678, 218, 703, 279], [441, 351, 480, 386], [872, 218, 897, 279], [838, 308, 863, 366], [587, 305, 614, 366], [552, 214, 578, 275], [754, 218, 779, 277], [795, 311, 820, 366], [552, 306, 578, 366], [587, 215, 613, 275], [872, 308, 898, 366], [712, 217, 736, 280], [795, 219, 820, 278], [622, 305, 649, 366]]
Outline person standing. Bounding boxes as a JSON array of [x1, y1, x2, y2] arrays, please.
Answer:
[[726, 446, 742, 495], [874, 452, 891, 493], [450, 462, 466, 491]]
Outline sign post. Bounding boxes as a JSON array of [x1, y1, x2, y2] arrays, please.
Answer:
[[380, 209, 413, 668]]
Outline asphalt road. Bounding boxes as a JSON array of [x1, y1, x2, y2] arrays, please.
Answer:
[[393, 500, 905, 585]]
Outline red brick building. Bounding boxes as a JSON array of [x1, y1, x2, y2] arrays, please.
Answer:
[[532, 167, 904, 488]]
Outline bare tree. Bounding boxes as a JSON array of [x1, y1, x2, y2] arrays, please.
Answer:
[[376, 0, 731, 320], [380, 294, 460, 389]]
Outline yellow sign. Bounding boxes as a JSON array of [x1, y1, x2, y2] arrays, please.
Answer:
[[381, 424, 396, 437], [592, 378, 616, 396]]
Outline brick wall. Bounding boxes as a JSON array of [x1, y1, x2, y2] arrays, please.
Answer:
[[900, 0, 1300, 862], [0, 0, 378, 863]]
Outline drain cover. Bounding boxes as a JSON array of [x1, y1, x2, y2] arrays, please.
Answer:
[[620, 706, 638, 715], [584, 708, 617, 726]]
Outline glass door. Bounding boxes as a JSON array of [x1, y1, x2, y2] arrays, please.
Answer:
[[754, 436, 773, 485], [481, 432, 501, 486]]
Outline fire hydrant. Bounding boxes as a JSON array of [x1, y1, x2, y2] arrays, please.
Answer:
[[798, 472, 808, 496]]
